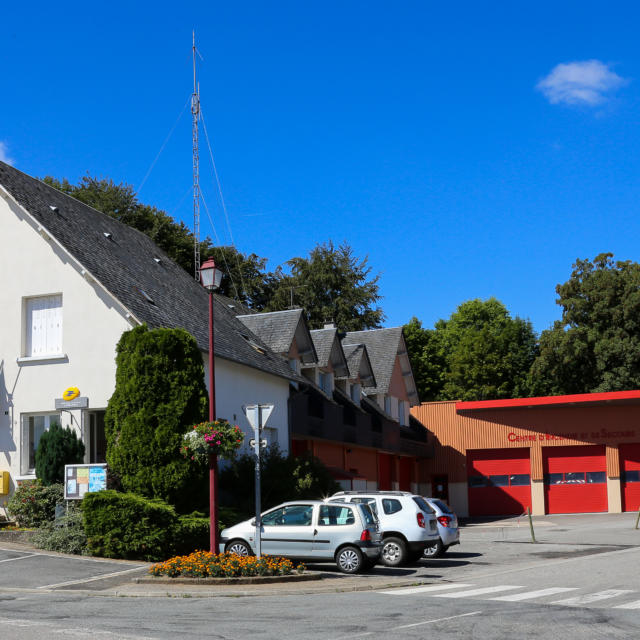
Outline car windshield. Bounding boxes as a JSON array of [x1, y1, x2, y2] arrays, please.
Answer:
[[413, 496, 435, 514], [430, 499, 453, 514]]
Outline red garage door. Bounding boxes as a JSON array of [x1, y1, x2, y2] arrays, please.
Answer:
[[620, 443, 640, 512], [467, 448, 531, 516], [543, 446, 607, 514]]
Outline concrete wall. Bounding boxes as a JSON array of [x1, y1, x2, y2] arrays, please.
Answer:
[[210, 358, 291, 455], [0, 192, 132, 491]]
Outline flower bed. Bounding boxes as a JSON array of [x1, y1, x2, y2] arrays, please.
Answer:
[[149, 551, 304, 578]]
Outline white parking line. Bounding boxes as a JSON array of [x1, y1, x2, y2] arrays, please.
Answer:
[[38, 566, 147, 589], [552, 589, 634, 606], [379, 583, 473, 595], [331, 610, 482, 638], [614, 599, 640, 609], [434, 585, 523, 599], [395, 610, 482, 629], [0, 554, 38, 564], [492, 587, 577, 602]]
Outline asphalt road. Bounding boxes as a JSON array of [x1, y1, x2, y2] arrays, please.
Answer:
[[0, 513, 638, 639]]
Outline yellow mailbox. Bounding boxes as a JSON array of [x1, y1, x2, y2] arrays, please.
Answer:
[[0, 471, 9, 495]]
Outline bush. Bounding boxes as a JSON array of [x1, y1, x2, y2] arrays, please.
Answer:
[[83, 491, 215, 561], [83, 490, 176, 561], [32, 506, 88, 555], [149, 551, 300, 578], [219, 446, 340, 519], [7, 482, 64, 528], [35, 423, 85, 486], [104, 325, 209, 512], [173, 514, 210, 556]]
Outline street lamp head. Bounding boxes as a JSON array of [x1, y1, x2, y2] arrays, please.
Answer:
[[200, 258, 224, 292]]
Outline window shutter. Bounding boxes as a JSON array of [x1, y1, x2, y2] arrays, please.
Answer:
[[26, 295, 62, 356]]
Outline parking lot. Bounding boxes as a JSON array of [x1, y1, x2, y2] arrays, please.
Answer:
[[0, 545, 148, 591], [0, 514, 639, 639]]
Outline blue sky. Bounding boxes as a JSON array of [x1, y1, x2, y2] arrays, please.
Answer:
[[3, 1, 640, 333]]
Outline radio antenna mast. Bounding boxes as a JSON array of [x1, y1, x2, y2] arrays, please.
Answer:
[[191, 30, 201, 280]]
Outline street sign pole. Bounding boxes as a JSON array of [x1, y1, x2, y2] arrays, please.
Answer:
[[242, 404, 274, 559]]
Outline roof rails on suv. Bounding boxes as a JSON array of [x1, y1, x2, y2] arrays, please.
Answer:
[[328, 491, 439, 567], [332, 491, 413, 497]]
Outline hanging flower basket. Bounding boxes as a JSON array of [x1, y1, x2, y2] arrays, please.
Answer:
[[181, 420, 245, 464]]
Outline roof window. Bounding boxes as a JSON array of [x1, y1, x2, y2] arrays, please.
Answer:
[[134, 287, 155, 305]]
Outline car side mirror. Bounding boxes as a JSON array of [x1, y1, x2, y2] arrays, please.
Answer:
[[250, 519, 256, 526]]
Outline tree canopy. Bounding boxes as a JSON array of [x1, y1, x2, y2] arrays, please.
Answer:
[[43, 176, 384, 329], [104, 325, 209, 512], [266, 241, 385, 331], [405, 298, 538, 401], [531, 253, 640, 395]]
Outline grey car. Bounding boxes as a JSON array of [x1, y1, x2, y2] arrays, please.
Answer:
[[219, 500, 382, 573], [422, 497, 460, 558]]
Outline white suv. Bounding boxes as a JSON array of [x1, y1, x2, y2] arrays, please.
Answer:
[[328, 491, 439, 566]]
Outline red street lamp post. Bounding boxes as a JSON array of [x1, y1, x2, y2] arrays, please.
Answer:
[[200, 258, 224, 554]]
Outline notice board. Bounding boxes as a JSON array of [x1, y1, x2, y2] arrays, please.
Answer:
[[64, 464, 107, 499]]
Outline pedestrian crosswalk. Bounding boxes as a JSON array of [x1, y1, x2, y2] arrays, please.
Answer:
[[379, 583, 640, 610]]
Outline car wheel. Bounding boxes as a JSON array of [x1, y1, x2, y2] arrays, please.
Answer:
[[335, 546, 364, 574], [225, 540, 253, 556], [423, 539, 445, 559], [381, 537, 407, 566]]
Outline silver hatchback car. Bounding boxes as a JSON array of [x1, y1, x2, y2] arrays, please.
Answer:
[[422, 497, 460, 558], [219, 500, 382, 573]]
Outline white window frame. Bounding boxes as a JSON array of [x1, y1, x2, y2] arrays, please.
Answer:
[[21, 294, 64, 361], [21, 412, 61, 475]]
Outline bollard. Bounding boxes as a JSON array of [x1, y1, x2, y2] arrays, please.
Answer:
[[527, 507, 537, 543], [635, 508, 640, 530]]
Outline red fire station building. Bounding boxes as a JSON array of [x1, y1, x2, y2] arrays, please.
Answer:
[[412, 390, 640, 517]]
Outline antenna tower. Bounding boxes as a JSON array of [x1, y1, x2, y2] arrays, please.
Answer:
[[191, 31, 201, 280]]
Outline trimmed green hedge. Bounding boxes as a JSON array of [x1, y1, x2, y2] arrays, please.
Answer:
[[83, 491, 211, 561]]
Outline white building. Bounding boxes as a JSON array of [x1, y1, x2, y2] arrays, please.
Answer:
[[0, 161, 299, 501]]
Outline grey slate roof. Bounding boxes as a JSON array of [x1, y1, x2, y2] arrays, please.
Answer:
[[237, 309, 317, 364], [0, 161, 299, 382], [308, 328, 349, 377], [342, 343, 376, 388], [343, 327, 404, 395]]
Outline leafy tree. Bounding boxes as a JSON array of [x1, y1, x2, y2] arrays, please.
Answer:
[[104, 325, 208, 512], [403, 317, 446, 401], [205, 245, 280, 310], [266, 241, 385, 331], [42, 176, 277, 306], [35, 423, 85, 486], [531, 253, 640, 394], [219, 446, 341, 519], [406, 299, 538, 402]]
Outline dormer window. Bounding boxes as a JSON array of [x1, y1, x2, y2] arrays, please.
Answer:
[[288, 358, 300, 374], [350, 383, 361, 403], [319, 371, 333, 394]]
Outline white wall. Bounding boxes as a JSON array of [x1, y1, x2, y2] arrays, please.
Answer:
[[0, 194, 132, 488], [205, 358, 291, 455]]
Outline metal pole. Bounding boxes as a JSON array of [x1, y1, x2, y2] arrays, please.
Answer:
[[635, 508, 640, 530], [254, 406, 262, 558], [208, 291, 219, 554], [527, 507, 536, 543]]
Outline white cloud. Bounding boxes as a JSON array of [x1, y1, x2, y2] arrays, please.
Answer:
[[0, 141, 14, 165], [537, 60, 627, 106]]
